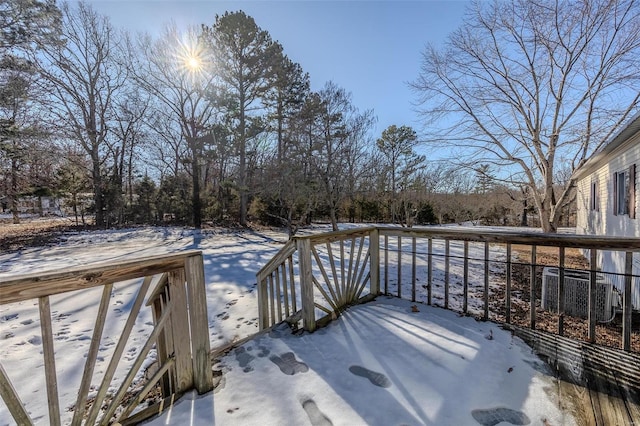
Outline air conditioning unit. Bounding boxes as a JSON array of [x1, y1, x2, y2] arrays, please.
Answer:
[[541, 267, 616, 322]]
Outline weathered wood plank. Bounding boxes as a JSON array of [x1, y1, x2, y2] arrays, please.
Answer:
[[0, 251, 201, 304], [297, 239, 316, 332], [116, 356, 175, 423], [168, 269, 193, 393], [39, 296, 61, 426], [281, 264, 290, 319], [85, 276, 153, 425], [311, 245, 339, 306], [369, 229, 380, 296], [184, 254, 213, 395], [255, 240, 296, 277], [0, 362, 32, 425], [274, 264, 283, 322], [384, 235, 389, 294], [71, 283, 113, 426], [411, 237, 417, 302], [100, 304, 173, 425], [288, 256, 297, 314]]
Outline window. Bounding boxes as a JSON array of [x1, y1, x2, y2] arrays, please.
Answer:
[[590, 180, 599, 211], [613, 164, 636, 218]]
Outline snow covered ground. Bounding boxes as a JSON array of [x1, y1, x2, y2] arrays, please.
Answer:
[[149, 297, 575, 426], [0, 225, 576, 425]]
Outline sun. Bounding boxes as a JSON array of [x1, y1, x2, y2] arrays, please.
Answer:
[[172, 28, 211, 80], [186, 55, 202, 71]]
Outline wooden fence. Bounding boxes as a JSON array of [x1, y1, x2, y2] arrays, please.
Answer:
[[256, 226, 640, 351], [0, 251, 212, 425]]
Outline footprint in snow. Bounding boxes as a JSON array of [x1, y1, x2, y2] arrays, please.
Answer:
[[302, 399, 333, 426], [234, 347, 255, 373], [269, 352, 308, 375], [471, 407, 530, 426], [349, 365, 391, 388]]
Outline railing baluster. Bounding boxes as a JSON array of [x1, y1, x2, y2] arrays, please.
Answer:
[[558, 247, 565, 336], [369, 229, 380, 296], [0, 362, 32, 424], [268, 274, 275, 326], [484, 242, 489, 321], [623, 251, 633, 352], [312, 245, 340, 307], [340, 240, 346, 303], [506, 243, 512, 324], [281, 264, 290, 319], [100, 303, 174, 425], [39, 296, 61, 426], [530, 245, 537, 330], [397, 236, 402, 298], [588, 248, 597, 342], [411, 237, 417, 302], [275, 265, 283, 322], [85, 276, 153, 425], [444, 239, 450, 309], [384, 235, 389, 294], [288, 256, 297, 314], [427, 238, 433, 305], [463, 241, 469, 314], [327, 242, 342, 304], [72, 283, 113, 426]]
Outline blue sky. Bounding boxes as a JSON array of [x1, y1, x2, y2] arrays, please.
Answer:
[[86, 0, 469, 136]]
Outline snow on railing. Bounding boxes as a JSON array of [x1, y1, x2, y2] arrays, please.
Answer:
[[0, 251, 212, 425], [257, 226, 640, 352]]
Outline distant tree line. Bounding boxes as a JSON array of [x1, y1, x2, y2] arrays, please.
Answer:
[[1, 0, 636, 234]]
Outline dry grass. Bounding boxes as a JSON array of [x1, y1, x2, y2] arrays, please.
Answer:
[[0, 217, 86, 253]]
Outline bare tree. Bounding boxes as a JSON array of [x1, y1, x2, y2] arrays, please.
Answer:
[[413, 0, 640, 232], [129, 24, 219, 228], [36, 1, 126, 227]]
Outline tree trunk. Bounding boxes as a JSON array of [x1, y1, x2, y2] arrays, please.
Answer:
[[10, 156, 20, 224], [190, 137, 202, 229]]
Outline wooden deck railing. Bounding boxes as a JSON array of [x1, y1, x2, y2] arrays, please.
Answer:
[[0, 251, 212, 425], [257, 226, 640, 352]]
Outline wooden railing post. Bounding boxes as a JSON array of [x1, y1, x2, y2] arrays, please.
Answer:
[[369, 228, 380, 296], [297, 238, 316, 332], [184, 254, 213, 394], [168, 268, 193, 393]]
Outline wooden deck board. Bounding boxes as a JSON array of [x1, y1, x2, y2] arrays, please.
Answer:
[[508, 325, 640, 425]]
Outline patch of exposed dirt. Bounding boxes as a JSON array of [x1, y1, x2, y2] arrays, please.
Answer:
[[488, 245, 639, 353]]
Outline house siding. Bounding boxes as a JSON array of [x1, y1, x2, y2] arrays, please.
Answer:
[[576, 130, 640, 309]]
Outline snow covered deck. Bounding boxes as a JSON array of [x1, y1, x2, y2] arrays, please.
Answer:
[[147, 297, 577, 426]]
